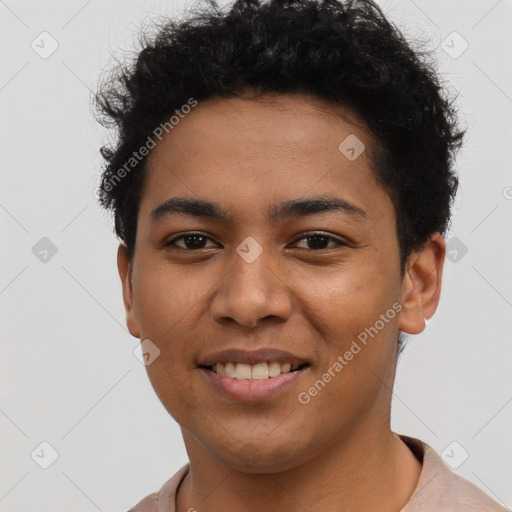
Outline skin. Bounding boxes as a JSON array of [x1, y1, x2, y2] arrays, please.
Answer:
[[118, 92, 445, 511]]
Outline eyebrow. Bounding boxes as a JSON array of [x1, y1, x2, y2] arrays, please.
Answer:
[[150, 195, 367, 224]]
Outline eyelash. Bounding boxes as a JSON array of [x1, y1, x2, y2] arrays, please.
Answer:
[[164, 231, 348, 251]]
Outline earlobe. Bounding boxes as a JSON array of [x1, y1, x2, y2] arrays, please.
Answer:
[[398, 233, 446, 335], [117, 243, 141, 339]]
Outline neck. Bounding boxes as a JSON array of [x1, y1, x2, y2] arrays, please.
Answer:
[[176, 427, 422, 512]]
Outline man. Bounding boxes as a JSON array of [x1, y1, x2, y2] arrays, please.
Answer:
[[94, 0, 507, 510]]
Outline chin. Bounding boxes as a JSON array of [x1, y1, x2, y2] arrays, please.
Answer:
[[210, 438, 311, 474]]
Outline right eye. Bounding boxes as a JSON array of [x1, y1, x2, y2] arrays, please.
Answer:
[[164, 232, 220, 250]]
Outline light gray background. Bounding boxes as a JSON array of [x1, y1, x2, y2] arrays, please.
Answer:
[[1, 0, 511, 510]]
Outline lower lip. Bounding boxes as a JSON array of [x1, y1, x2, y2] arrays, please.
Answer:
[[199, 367, 309, 402]]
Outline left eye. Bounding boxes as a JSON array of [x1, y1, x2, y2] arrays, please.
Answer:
[[292, 233, 346, 250]]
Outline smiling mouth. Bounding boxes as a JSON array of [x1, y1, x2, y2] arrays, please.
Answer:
[[200, 362, 310, 381]]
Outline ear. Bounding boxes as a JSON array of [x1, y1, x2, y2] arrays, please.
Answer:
[[398, 233, 446, 335], [117, 243, 141, 339]]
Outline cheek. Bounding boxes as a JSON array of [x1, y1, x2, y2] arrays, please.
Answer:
[[296, 271, 399, 427], [130, 265, 196, 390], [132, 259, 212, 337], [296, 258, 401, 396], [300, 260, 397, 335], [144, 361, 205, 429]]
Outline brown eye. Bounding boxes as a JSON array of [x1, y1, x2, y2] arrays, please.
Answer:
[[292, 232, 346, 250], [165, 232, 218, 250]]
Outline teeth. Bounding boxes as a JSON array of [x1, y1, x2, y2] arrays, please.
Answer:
[[234, 363, 252, 380], [210, 361, 305, 380], [224, 362, 236, 378], [214, 363, 225, 376], [268, 361, 281, 377], [281, 363, 291, 373], [251, 363, 268, 380]]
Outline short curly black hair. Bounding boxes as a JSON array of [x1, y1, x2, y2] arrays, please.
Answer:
[[95, 0, 465, 272]]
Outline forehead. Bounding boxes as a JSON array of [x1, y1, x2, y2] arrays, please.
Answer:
[[139, 92, 392, 225], [148, 92, 374, 161]]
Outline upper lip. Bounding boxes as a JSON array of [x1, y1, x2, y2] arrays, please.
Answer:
[[198, 348, 310, 367]]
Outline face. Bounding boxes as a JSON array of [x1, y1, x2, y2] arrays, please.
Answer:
[[118, 92, 443, 473]]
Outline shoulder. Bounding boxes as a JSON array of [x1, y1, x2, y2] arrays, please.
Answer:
[[127, 464, 190, 512], [127, 492, 158, 512], [399, 435, 509, 512]]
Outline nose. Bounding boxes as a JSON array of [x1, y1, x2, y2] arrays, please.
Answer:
[[210, 245, 292, 328]]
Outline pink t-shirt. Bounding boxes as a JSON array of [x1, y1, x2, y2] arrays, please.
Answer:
[[128, 435, 509, 511]]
